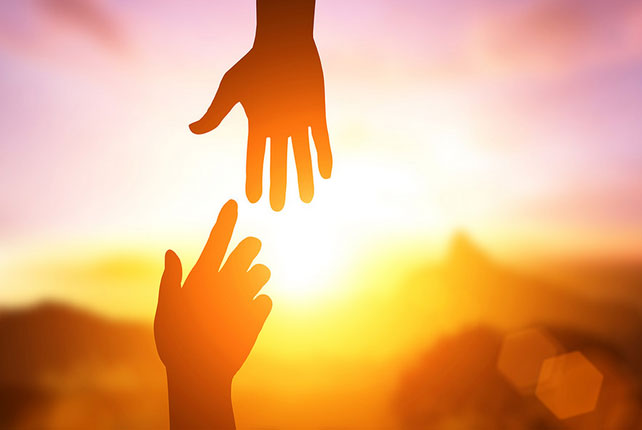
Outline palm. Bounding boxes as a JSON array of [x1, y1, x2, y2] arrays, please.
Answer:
[[154, 200, 272, 381], [190, 42, 332, 211], [237, 43, 326, 131]]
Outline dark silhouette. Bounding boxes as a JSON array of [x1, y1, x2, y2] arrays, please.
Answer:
[[190, 0, 332, 211], [395, 325, 642, 429], [3, 233, 642, 428], [394, 327, 562, 429], [154, 199, 272, 429], [0, 302, 166, 429]]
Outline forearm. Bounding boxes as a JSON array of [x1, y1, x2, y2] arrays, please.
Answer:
[[254, 0, 316, 45], [166, 369, 235, 429]]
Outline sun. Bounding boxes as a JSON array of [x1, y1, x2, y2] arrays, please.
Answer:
[[250, 202, 354, 308]]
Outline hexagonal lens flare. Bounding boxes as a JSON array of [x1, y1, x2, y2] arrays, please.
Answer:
[[497, 328, 562, 394], [536, 351, 604, 420]]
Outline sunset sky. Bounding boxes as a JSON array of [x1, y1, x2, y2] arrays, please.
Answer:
[[1, 0, 642, 320]]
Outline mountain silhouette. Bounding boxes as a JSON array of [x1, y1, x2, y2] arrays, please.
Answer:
[[395, 324, 642, 430], [445, 231, 492, 270], [1, 241, 641, 429], [0, 302, 167, 429], [392, 234, 642, 429], [402, 231, 642, 360]]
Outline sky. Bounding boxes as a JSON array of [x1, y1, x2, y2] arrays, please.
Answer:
[[1, 0, 642, 319]]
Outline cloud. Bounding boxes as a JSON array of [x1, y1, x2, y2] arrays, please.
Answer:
[[468, 0, 642, 78], [37, 0, 124, 50], [0, 0, 127, 61]]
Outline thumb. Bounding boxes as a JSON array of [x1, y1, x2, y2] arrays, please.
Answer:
[[189, 69, 240, 134], [157, 249, 182, 312]]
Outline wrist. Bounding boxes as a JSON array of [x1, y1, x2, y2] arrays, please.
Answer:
[[166, 367, 235, 429], [167, 365, 233, 389], [254, 0, 315, 47]]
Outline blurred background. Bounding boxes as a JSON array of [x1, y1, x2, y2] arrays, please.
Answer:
[[1, 0, 642, 428]]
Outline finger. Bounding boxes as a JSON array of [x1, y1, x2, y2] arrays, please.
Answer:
[[246, 128, 266, 203], [251, 294, 272, 333], [192, 200, 238, 279], [221, 236, 261, 279], [246, 264, 271, 298], [269, 136, 287, 212], [189, 70, 239, 135], [157, 249, 182, 313], [292, 129, 314, 203], [311, 122, 332, 179]]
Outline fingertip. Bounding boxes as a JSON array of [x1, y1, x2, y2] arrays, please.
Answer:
[[246, 186, 262, 204], [189, 120, 209, 135], [255, 294, 273, 313], [165, 249, 178, 266], [252, 263, 271, 281], [210, 199, 238, 242], [161, 249, 182, 288], [261, 264, 271, 279], [311, 124, 332, 179], [296, 168, 314, 203], [242, 236, 262, 253], [223, 199, 238, 215], [300, 187, 314, 203], [270, 203, 283, 212], [319, 161, 333, 179], [251, 236, 262, 248], [270, 196, 285, 212], [252, 294, 273, 327]]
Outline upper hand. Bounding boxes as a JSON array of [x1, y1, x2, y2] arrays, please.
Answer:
[[190, 41, 332, 211]]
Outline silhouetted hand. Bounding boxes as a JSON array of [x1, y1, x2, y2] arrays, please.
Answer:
[[190, 0, 332, 211], [155, 200, 272, 429]]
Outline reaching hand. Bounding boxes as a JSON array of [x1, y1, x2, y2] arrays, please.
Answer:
[[154, 200, 272, 429], [190, 38, 332, 212]]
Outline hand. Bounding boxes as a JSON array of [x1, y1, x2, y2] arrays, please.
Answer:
[[190, 40, 332, 211], [154, 200, 272, 429]]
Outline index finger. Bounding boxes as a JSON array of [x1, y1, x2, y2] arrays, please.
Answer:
[[192, 199, 238, 278]]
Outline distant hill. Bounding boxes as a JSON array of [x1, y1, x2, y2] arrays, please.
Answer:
[[395, 324, 642, 430], [0, 302, 167, 429], [1, 237, 642, 429], [404, 232, 642, 360], [446, 231, 492, 270], [532, 260, 642, 311], [395, 235, 642, 429]]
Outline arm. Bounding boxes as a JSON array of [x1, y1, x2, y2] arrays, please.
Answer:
[[155, 200, 272, 429], [254, 0, 316, 45], [166, 370, 234, 429]]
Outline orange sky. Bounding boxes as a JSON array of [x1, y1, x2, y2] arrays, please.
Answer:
[[1, 0, 642, 317]]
